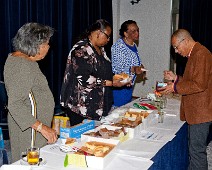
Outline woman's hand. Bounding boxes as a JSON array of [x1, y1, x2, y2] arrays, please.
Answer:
[[131, 64, 146, 75], [164, 70, 176, 81], [32, 121, 57, 144], [112, 78, 132, 87], [40, 124, 58, 144]]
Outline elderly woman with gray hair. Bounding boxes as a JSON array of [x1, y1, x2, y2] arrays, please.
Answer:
[[4, 23, 57, 162]]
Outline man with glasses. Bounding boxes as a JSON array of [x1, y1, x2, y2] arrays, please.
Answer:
[[160, 29, 212, 170]]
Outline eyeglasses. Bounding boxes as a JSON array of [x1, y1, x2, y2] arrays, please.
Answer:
[[100, 30, 110, 40], [173, 39, 185, 50]]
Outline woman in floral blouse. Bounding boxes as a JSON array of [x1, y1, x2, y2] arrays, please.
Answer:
[[60, 19, 124, 126]]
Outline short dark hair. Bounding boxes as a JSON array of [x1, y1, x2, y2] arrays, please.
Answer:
[[119, 20, 137, 37], [76, 19, 111, 41], [87, 19, 111, 35], [12, 22, 54, 56]]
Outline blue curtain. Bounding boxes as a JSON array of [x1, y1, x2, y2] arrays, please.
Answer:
[[0, 0, 112, 108], [176, 0, 212, 75]]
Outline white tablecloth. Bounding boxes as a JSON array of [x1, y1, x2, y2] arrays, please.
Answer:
[[10, 97, 184, 170]]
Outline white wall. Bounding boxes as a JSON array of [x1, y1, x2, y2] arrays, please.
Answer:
[[112, 0, 172, 97]]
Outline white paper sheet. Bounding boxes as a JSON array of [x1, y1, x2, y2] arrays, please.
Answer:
[[148, 114, 185, 134], [0, 165, 32, 170], [40, 139, 67, 156], [104, 153, 153, 170], [114, 139, 166, 159], [136, 127, 176, 142]]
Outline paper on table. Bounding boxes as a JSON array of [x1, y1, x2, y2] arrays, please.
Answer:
[[36, 151, 66, 170], [137, 128, 176, 142], [162, 109, 180, 116], [114, 139, 166, 159], [41, 144, 65, 156], [148, 114, 185, 134], [0, 165, 32, 170], [166, 98, 181, 104], [164, 104, 180, 110], [104, 153, 153, 170]]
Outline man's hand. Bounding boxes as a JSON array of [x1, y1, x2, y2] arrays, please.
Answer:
[[158, 82, 174, 95], [164, 70, 176, 81]]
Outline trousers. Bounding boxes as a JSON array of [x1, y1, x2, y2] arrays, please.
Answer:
[[188, 121, 212, 170]]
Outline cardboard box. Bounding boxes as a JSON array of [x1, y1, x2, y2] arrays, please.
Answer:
[[126, 120, 145, 138], [81, 125, 129, 143], [60, 120, 95, 139], [65, 139, 119, 169], [52, 116, 70, 135], [86, 148, 115, 169], [111, 116, 146, 138]]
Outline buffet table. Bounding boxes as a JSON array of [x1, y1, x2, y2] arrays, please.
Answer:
[[5, 96, 189, 170]]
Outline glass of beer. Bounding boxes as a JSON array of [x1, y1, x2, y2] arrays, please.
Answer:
[[27, 147, 40, 165]]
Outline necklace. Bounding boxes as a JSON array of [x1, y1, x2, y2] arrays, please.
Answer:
[[88, 38, 102, 55], [88, 38, 110, 62], [124, 37, 135, 46]]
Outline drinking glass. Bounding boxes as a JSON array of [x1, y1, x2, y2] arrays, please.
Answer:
[[158, 111, 164, 123], [21, 147, 40, 165], [26, 147, 40, 165]]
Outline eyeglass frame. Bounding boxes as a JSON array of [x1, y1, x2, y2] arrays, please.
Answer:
[[100, 30, 110, 40], [173, 39, 185, 50]]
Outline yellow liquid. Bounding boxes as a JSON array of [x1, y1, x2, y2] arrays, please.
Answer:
[[27, 151, 39, 165]]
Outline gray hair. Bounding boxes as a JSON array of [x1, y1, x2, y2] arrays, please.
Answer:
[[12, 22, 54, 56], [172, 29, 193, 41]]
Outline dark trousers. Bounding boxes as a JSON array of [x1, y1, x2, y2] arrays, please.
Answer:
[[188, 121, 212, 170]]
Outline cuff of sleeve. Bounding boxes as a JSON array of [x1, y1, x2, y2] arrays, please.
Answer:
[[173, 76, 179, 93]]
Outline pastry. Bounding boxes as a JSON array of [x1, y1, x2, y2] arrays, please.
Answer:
[[65, 138, 76, 146], [113, 73, 129, 80], [81, 141, 115, 157]]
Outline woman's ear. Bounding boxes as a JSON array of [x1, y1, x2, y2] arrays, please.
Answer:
[[96, 30, 100, 38], [124, 31, 128, 38]]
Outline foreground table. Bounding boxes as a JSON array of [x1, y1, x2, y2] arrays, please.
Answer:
[[149, 123, 189, 170], [10, 97, 189, 170]]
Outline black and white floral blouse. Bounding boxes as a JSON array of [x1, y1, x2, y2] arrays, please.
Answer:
[[60, 39, 113, 120]]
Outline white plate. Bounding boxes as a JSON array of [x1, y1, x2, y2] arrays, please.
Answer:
[[20, 157, 47, 167]]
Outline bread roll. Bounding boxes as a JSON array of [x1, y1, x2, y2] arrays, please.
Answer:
[[120, 73, 129, 79], [113, 73, 129, 80]]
